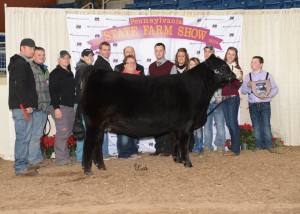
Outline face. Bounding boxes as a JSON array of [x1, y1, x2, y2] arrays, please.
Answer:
[[124, 47, 135, 57], [251, 58, 263, 71], [81, 54, 94, 65], [154, 45, 166, 60], [58, 55, 71, 68], [21, 46, 35, 58], [225, 49, 237, 64], [189, 60, 197, 69], [100, 45, 111, 59], [124, 57, 137, 73], [177, 51, 186, 66], [33, 50, 46, 64], [205, 54, 236, 87], [204, 48, 214, 60]]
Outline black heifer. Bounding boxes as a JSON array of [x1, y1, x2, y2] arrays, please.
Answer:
[[81, 54, 235, 175]]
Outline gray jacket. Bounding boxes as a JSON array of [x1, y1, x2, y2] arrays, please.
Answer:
[[30, 61, 51, 112]]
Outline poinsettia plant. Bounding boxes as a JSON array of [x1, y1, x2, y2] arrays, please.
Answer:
[[67, 135, 77, 157], [240, 123, 255, 150], [273, 137, 284, 147], [40, 135, 55, 158], [40, 135, 77, 158]]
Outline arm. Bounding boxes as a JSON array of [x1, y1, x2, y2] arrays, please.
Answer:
[[49, 71, 60, 110], [241, 73, 251, 95], [13, 61, 31, 108], [268, 73, 279, 98]]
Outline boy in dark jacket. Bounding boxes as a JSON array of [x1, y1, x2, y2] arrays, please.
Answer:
[[8, 38, 38, 176]]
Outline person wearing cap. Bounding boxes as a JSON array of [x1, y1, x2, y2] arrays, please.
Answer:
[[49, 50, 75, 166], [28, 47, 51, 167], [8, 38, 38, 176], [114, 46, 144, 75], [74, 48, 94, 163], [202, 45, 226, 153]]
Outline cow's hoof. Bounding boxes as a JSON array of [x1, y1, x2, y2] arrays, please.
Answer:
[[97, 164, 107, 170], [173, 156, 183, 163], [183, 162, 193, 167], [84, 169, 94, 176]]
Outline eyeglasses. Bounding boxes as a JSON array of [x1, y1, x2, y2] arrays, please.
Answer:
[[126, 62, 136, 65]]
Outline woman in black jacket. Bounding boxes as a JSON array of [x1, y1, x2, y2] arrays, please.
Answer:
[[49, 50, 75, 166]]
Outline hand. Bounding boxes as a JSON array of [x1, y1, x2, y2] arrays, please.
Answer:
[[215, 98, 222, 104], [247, 81, 252, 87], [259, 94, 268, 99], [54, 108, 62, 119], [25, 107, 33, 114]]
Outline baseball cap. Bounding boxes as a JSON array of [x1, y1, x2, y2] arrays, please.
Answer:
[[81, 49, 94, 57], [60, 50, 71, 58], [20, 38, 36, 48]]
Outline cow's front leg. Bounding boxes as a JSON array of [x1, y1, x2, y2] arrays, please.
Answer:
[[83, 127, 101, 175], [172, 133, 182, 163]]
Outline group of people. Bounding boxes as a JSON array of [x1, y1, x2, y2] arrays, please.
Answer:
[[8, 38, 278, 176]]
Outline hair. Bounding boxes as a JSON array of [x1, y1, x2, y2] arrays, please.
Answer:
[[224, 46, 239, 66], [154, 43, 165, 50], [35, 47, 45, 52], [123, 46, 134, 55], [203, 45, 215, 53], [99, 41, 111, 50], [189, 57, 200, 65], [175, 48, 189, 67], [123, 55, 136, 64], [252, 56, 264, 64]]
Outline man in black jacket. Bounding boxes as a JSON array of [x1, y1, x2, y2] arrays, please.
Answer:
[[94, 41, 113, 71], [8, 38, 38, 176], [114, 46, 144, 75]]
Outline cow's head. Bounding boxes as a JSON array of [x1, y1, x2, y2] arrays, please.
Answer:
[[205, 54, 236, 86]]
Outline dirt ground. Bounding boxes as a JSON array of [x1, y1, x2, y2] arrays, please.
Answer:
[[0, 147, 300, 214]]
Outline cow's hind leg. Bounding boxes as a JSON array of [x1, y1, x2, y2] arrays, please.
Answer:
[[93, 131, 106, 170], [179, 132, 193, 168], [83, 127, 103, 175]]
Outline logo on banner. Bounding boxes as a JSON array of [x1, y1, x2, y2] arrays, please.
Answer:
[[87, 16, 223, 51]]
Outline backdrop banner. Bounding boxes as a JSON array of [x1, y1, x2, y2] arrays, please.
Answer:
[[66, 14, 243, 74]]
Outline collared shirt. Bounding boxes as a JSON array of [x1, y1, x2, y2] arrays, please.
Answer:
[[156, 57, 167, 66], [241, 69, 278, 103]]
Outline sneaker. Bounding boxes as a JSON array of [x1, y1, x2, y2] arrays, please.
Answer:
[[34, 159, 51, 168], [17, 168, 38, 176], [103, 156, 111, 161]]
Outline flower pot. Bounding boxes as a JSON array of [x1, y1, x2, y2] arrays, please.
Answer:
[[241, 144, 248, 150]]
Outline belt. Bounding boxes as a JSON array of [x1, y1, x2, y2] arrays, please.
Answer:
[[222, 95, 237, 100]]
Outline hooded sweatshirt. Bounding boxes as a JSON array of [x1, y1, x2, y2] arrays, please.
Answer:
[[8, 54, 38, 109]]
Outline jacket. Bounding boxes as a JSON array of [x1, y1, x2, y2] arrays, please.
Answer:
[[75, 60, 91, 103], [49, 65, 75, 109], [8, 54, 38, 109], [30, 61, 51, 112], [94, 55, 113, 71]]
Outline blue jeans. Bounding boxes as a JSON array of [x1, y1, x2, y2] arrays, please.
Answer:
[[204, 101, 226, 150], [249, 102, 274, 149], [28, 110, 47, 164], [222, 96, 241, 154], [117, 135, 138, 158], [12, 109, 33, 174], [102, 133, 109, 156], [193, 127, 203, 153], [76, 115, 86, 163]]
